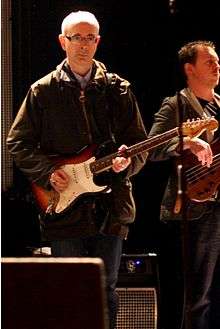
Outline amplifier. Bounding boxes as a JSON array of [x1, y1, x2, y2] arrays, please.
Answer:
[[116, 287, 157, 329], [117, 253, 158, 287], [116, 254, 158, 329]]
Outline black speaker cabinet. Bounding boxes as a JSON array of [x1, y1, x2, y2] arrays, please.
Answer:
[[2, 257, 109, 329], [116, 254, 158, 329], [116, 287, 157, 329]]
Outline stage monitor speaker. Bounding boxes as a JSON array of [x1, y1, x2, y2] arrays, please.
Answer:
[[116, 287, 157, 329], [116, 254, 158, 329], [2, 257, 109, 329]]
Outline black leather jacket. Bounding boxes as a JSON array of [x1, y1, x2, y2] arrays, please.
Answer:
[[7, 59, 148, 240]]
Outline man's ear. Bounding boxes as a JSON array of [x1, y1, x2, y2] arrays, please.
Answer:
[[184, 63, 193, 76], [58, 34, 66, 51], [96, 35, 101, 46]]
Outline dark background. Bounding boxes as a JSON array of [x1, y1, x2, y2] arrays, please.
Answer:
[[2, 0, 220, 256]]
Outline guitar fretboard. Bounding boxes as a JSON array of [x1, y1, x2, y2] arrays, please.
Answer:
[[90, 127, 179, 174]]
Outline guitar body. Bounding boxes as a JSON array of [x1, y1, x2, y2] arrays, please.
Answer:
[[31, 145, 108, 214], [184, 139, 220, 202]]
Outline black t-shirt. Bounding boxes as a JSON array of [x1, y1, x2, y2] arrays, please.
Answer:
[[197, 97, 220, 140]]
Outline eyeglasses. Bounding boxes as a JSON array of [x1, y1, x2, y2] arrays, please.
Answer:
[[65, 34, 97, 44]]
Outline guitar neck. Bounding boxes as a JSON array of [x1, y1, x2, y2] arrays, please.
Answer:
[[90, 127, 179, 174]]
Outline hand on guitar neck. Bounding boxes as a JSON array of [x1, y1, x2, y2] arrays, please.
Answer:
[[111, 144, 131, 173]]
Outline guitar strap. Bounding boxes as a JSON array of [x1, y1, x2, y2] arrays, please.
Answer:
[[105, 72, 116, 145]]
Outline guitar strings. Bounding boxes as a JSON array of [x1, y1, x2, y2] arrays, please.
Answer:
[[185, 154, 220, 184], [186, 155, 220, 183], [186, 153, 220, 176]]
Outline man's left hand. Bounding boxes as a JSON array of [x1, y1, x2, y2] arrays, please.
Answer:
[[112, 144, 131, 173]]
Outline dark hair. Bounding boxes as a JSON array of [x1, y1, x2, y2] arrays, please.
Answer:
[[178, 40, 216, 78]]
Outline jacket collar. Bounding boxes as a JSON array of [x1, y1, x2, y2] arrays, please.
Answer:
[[56, 58, 109, 88]]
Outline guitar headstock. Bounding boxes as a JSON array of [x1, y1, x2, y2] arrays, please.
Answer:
[[182, 117, 218, 138]]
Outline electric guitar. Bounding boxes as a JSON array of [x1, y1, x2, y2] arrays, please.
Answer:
[[184, 138, 220, 202], [31, 117, 218, 215]]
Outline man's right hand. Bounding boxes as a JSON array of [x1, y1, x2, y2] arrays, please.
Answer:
[[50, 169, 70, 192], [183, 137, 213, 167]]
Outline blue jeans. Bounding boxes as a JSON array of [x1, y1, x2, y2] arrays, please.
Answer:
[[51, 233, 123, 329], [159, 204, 220, 329], [188, 204, 220, 329]]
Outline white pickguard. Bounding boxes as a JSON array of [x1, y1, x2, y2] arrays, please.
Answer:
[[55, 157, 107, 213]]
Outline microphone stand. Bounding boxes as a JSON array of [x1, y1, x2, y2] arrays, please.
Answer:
[[176, 91, 192, 329]]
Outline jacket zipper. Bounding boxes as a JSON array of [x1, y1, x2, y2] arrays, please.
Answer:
[[79, 90, 93, 144]]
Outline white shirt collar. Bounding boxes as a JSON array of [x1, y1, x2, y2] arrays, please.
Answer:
[[73, 68, 92, 89]]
